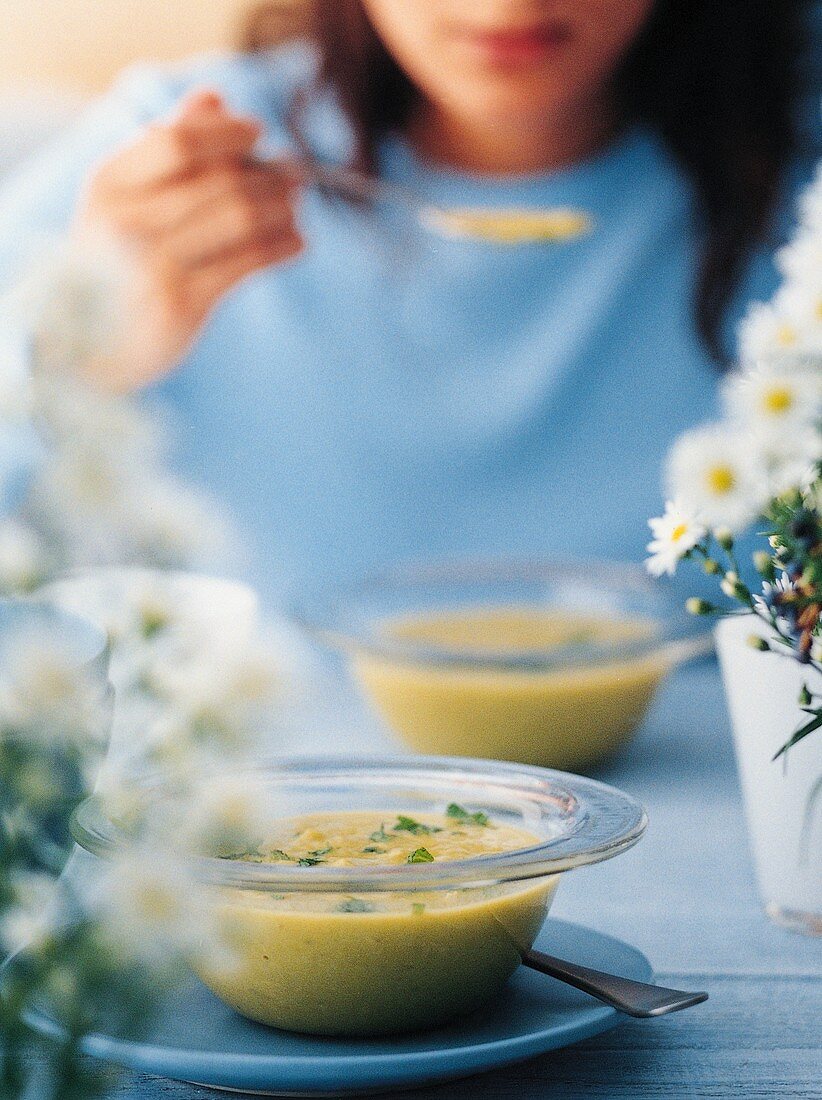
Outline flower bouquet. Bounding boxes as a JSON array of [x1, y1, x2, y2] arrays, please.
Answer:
[[646, 166, 821, 931]]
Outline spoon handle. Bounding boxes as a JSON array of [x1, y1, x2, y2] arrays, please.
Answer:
[[260, 154, 424, 213], [522, 948, 708, 1018]]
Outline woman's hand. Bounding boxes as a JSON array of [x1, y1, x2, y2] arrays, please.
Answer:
[[75, 89, 303, 392]]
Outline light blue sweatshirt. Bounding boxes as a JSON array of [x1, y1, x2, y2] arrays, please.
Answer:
[[0, 47, 808, 606]]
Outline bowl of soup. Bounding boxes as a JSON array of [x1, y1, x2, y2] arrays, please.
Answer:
[[294, 559, 710, 770], [71, 756, 647, 1036]]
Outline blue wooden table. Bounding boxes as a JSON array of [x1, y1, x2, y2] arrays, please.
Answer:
[[64, 663, 822, 1097]]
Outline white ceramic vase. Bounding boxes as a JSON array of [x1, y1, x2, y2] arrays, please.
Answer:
[[715, 615, 822, 934]]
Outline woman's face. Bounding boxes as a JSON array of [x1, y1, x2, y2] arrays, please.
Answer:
[[359, 0, 654, 123]]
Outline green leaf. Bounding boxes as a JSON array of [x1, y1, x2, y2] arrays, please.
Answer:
[[369, 824, 395, 842], [394, 815, 442, 836], [411, 902, 426, 916], [362, 845, 386, 854], [446, 803, 490, 827], [407, 847, 435, 863], [772, 710, 822, 762], [297, 856, 326, 866], [308, 847, 333, 857], [337, 897, 375, 913], [265, 849, 293, 862]]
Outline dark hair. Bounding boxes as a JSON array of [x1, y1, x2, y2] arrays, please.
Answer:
[[244, 1, 810, 361]]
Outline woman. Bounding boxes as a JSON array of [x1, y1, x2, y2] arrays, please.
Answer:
[[0, 1, 813, 604]]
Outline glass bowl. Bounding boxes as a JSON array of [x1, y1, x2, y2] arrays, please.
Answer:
[[292, 558, 710, 770], [71, 756, 647, 1037]]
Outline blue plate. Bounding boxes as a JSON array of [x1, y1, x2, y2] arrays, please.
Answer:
[[27, 920, 651, 1096]]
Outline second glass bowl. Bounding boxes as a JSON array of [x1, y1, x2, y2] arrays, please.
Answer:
[[293, 558, 709, 770]]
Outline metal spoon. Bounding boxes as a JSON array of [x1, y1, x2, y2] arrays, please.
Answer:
[[267, 156, 593, 244], [522, 947, 709, 1017]]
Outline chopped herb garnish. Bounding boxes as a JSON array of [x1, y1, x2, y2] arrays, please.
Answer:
[[369, 824, 395, 843], [411, 902, 426, 916], [394, 815, 442, 836], [337, 897, 376, 913], [266, 849, 294, 862], [218, 849, 265, 862], [297, 856, 326, 866], [446, 803, 490, 827], [308, 847, 333, 857], [363, 845, 386, 854], [407, 847, 435, 864]]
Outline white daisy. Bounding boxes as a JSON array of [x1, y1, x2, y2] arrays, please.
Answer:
[[762, 427, 822, 498], [777, 230, 822, 292], [724, 363, 822, 438], [772, 284, 822, 356], [88, 848, 228, 970], [0, 520, 47, 593], [127, 480, 233, 570], [173, 773, 278, 855], [12, 232, 129, 374], [737, 293, 822, 365], [94, 766, 152, 827], [0, 628, 110, 748], [738, 301, 801, 364], [646, 501, 707, 577], [0, 871, 63, 954], [752, 572, 796, 619], [665, 425, 768, 532]]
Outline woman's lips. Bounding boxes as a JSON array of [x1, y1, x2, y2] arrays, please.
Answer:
[[454, 24, 572, 66]]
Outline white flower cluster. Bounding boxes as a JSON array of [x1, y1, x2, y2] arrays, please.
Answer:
[[739, 163, 822, 364], [0, 239, 290, 997], [0, 625, 110, 752], [2, 573, 286, 981], [0, 236, 235, 596], [49, 568, 284, 823], [648, 166, 822, 576]]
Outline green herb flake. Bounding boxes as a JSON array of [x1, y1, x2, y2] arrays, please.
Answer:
[[297, 856, 326, 867], [337, 897, 376, 913], [407, 847, 435, 864], [369, 824, 395, 843], [266, 849, 294, 862], [218, 849, 265, 862], [363, 845, 386, 854], [446, 803, 490, 827], [308, 847, 333, 857], [411, 902, 426, 916], [394, 815, 442, 836]]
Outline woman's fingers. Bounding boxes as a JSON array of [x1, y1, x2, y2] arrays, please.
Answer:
[[94, 90, 263, 193], [109, 117, 262, 189], [110, 162, 298, 240], [74, 87, 308, 391], [162, 183, 298, 268], [177, 228, 305, 324]]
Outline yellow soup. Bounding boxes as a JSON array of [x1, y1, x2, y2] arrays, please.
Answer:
[[352, 608, 671, 770], [425, 206, 593, 243], [197, 810, 555, 1036]]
